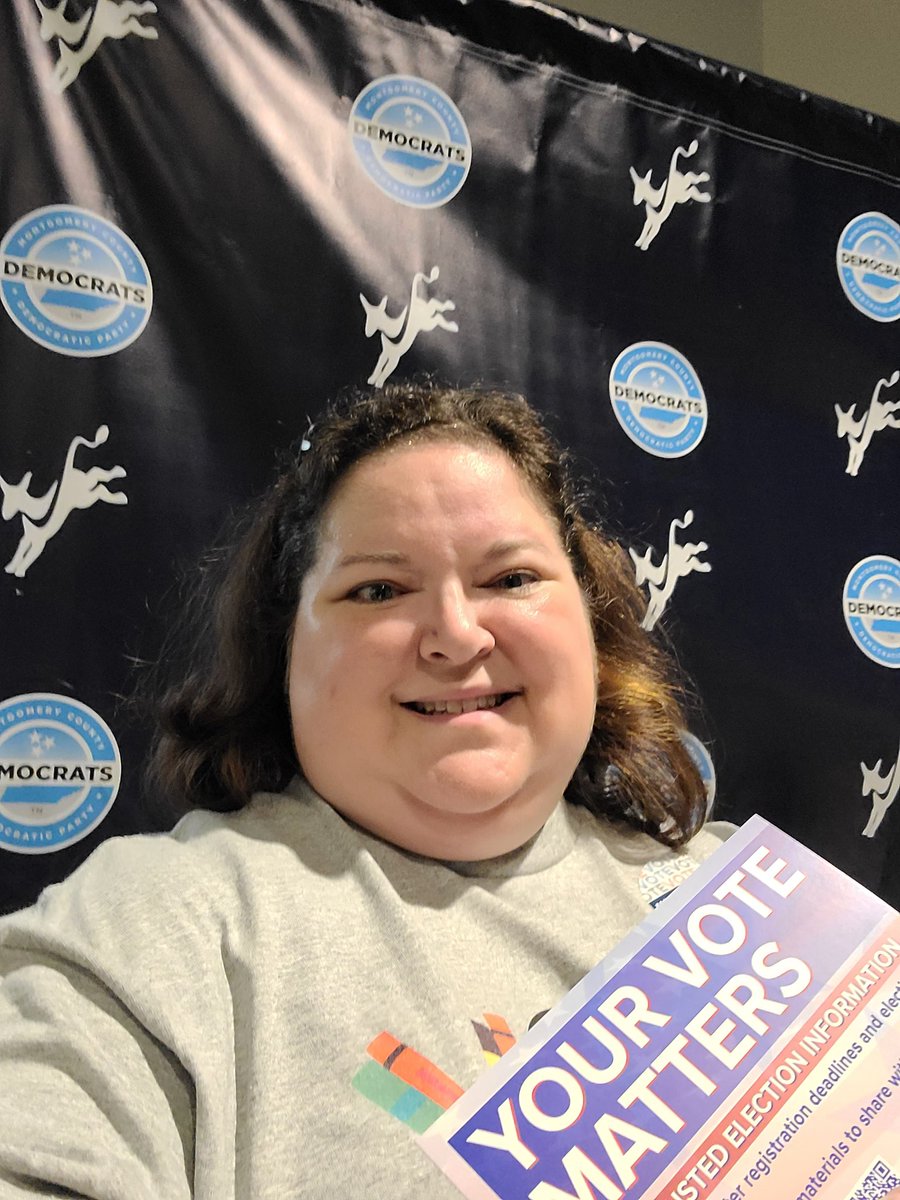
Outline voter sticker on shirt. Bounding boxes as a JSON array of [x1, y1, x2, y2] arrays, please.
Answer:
[[639, 853, 701, 908]]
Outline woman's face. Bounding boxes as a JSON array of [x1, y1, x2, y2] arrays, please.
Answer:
[[287, 440, 598, 860]]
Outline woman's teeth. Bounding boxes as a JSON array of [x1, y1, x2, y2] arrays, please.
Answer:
[[410, 694, 508, 715]]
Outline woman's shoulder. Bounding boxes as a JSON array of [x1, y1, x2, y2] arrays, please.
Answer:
[[686, 817, 739, 863], [574, 805, 738, 864], [0, 784, 343, 958], [565, 805, 740, 910]]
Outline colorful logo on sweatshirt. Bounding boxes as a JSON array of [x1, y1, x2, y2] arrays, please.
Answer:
[[353, 833, 722, 1132], [349, 75, 471, 208], [1, 205, 152, 355], [352, 1015, 516, 1133], [0, 693, 121, 853]]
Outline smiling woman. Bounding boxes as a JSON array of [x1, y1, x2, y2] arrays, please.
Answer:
[[0, 383, 730, 1200], [152, 383, 707, 848], [286, 440, 599, 861]]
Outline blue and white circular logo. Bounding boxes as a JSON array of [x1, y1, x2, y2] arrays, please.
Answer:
[[609, 341, 707, 458], [0, 694, 121, 854], [349, 75, 471, 208], [843, 556, 900, 668], [1, 205, 152, 356], [836, 212, 900, 323], [682, 731, 717, 816]]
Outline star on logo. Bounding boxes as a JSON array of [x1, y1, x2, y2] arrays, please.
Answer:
[[68, 244, 92, 266], [30, 731, 46, 758], [29, 731, 56, 758]]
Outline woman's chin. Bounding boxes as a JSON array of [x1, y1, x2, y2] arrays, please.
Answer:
[[407, 771, 528, 818], [392, 779, 559, 860], [315, 768, 564, 861]]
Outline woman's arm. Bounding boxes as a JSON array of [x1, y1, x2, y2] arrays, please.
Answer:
[[0, 832, 236, 1200], [0, 931, 194, 1199]]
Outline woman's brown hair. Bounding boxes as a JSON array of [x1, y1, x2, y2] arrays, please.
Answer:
[[148, 382, 707, 847]]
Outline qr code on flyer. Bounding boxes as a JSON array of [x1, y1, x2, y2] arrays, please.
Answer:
[[850, 1158, 900, 1200]]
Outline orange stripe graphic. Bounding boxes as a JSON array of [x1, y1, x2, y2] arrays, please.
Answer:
[[367, 1031, 464, 1109]]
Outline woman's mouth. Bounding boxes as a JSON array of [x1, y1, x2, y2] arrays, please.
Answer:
[[402, 692, 518, 716]]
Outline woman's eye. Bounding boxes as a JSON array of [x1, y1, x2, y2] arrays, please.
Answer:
[[349, 581, 399, 603], [492, 571, 539, 590]]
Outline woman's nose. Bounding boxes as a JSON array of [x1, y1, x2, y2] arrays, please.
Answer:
[[418, 587, 495, 664]]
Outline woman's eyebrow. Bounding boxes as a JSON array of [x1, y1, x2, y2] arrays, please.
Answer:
[[336, 551, 412, 569], [335, 540, 551, 571], [481, 538, 552, 562]]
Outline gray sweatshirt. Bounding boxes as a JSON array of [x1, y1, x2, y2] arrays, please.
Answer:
[[0, 780, 731, 1199]]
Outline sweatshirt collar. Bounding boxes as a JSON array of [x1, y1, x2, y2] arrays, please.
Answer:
[[442, 800, 578, 878]]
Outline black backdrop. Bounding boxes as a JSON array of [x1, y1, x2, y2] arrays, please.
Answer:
[[1, 0, 898, 913]]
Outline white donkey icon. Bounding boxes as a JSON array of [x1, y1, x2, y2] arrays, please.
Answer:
[[629, 510, 711, 631], [835, 369, 900, 477], [630, 140, 712, 251], [860, 739, 900, 838], [34, 0, 158, 92], [360, 266, 458, 389], [1, 425, 127, 578]]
